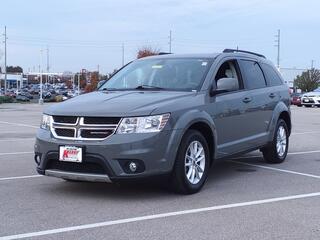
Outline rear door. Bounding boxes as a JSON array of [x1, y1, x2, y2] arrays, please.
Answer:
[[238, 59, 275, 146]]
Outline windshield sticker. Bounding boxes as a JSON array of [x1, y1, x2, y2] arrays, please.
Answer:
[[201, 62, 208, 66], [152, 65, 163, 69]]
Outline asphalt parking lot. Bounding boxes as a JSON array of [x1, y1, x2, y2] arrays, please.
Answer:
[[1, 103, 320, 240]]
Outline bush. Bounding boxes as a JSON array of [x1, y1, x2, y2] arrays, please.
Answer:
[[55, 95, 64, 102], [0, 96, 14, 104]]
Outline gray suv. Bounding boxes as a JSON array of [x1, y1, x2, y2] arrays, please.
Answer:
[[35, 49, 291, 194]]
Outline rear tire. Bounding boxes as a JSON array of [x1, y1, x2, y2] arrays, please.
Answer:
[[304, 105, 312, 108], [262, 119, 289, 164], [170, 130, 210, 194]]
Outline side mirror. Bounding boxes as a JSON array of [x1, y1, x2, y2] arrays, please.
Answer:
[[210, 78, 239, 97]]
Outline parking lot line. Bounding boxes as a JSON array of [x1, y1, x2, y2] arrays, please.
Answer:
[[0, 175, 42, 181], [229, 160, 320, 179], [0, 121, 38, 129], [1, 191, 320, 240], [231, 149, 320, 160], [291, 131, 320, 135], [0, 138, 34, 142], [0, 152, 33, 156]]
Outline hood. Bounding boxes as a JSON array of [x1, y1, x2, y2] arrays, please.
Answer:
[[44, 90, 196, 117], [303, 91, 320, 97]]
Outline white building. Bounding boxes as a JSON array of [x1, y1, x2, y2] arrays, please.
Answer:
[[0, 73, 26, 89]]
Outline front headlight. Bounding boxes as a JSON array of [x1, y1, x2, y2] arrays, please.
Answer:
[[117, 113, 170, 134], [40, 114, 51, 130]]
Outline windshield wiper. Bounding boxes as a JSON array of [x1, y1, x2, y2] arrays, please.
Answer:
[[135, 85, 164, 90]]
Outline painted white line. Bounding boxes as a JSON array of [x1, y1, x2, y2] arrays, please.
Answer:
[[1, 192, 320, 240], [229, 160, 320, 179], [289, 150, 320, 155], [231, 149, 320, 160], [0, 175, 42, 181], [0, 138, 34, 142], [292, 131, 320, 135], [0, 121, 38, 129], [0, 152, 33, 156]]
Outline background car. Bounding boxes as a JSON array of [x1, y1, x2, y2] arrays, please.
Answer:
[[290, 93, 302, 106], [16, 94, 30, 102], [301, 91, 320, 107]]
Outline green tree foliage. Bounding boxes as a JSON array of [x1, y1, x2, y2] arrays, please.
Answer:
[[294, 68, 320, 92], [6, 66, 23, 73]]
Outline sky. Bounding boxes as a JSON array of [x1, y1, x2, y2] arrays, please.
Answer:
[[0, 0, 319, 74]]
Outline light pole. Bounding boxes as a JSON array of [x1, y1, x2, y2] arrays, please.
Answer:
[[78, 72, 80, 95], [39, 49, 44, 104]]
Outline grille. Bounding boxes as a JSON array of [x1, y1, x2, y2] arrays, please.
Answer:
[[51, 116, 120, 140], [83, 117, 120, 125], [80, 129, 113, 139], [55, 128, 75, 138], [53, 116, 77, 124], [47, 160, 106, 174]]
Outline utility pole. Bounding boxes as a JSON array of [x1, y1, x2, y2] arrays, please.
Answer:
[[311, 60, 314, 69], [46, 46, 49, 73], [39, 49, 43, 104], [97, 64, 100, 81], [78, 72, 80, 95], [274, 29, 280, 69], [169, 30, 172, 53], [4, 26, 7, 94], [122, 43, 124, 66]]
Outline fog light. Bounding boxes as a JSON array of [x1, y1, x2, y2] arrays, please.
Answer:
[[129, 162, 137, 172]]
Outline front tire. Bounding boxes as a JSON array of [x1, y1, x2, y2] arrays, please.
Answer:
[[170, 130, 210, 194], [262, 119, 289, 164]]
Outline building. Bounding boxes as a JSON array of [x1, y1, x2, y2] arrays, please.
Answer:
[[0, 73, 26, 89], [279, 67, 307, 88]]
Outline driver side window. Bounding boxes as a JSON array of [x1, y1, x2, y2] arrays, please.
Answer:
[[214, 60, 241, 92]]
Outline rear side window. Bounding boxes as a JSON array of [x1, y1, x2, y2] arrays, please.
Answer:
[[239, 60, 266, 90], [260, 63, 283, 86]]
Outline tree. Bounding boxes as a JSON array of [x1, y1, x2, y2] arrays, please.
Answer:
[[294, 68, 320, 92], [6, 66, 23, 73], [84, 71, 99, 92], [137, 46, 160, 59]]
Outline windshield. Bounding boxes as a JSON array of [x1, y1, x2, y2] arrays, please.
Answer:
[[100, 58, 212, 91]]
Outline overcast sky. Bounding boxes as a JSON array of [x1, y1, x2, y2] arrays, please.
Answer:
[[0, 0, 319, 74]]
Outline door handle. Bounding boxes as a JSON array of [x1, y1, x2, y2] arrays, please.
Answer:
[[269, 93, 276, 98], [242, 97, 252, 103]]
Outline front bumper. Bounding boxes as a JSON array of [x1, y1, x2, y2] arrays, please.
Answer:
[[35, 128, 183, 182], [301, 97, 320, 105]]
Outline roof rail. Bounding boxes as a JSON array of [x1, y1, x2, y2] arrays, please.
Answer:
[[158, 52, 172, 55], [223, 49, 266, 59]]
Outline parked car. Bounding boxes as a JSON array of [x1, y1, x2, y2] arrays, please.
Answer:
[[16, 94, 30, 102], [301, 91, 320, 107], [290, 93, 302, 106], [35, 49, 291, 194]]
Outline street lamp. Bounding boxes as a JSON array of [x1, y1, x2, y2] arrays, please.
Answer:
[[39, 49, 44, 104]]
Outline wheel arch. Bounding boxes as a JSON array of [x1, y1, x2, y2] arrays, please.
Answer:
[[173, 110, 217, 165], [268, 102, 291, 142]]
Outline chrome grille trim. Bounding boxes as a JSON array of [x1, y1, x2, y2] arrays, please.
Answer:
[[50, 116, 120, 140]]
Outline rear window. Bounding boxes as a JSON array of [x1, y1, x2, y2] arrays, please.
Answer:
[[260, 63, 283, 86], [239, 60, 266, 90]]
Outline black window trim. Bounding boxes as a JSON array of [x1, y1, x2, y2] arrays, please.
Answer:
[[239, 59, 267, 90], [210, 58, 245, 96]]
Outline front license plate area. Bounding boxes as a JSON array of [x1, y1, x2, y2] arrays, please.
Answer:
[[59, 146, 82, 163]]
